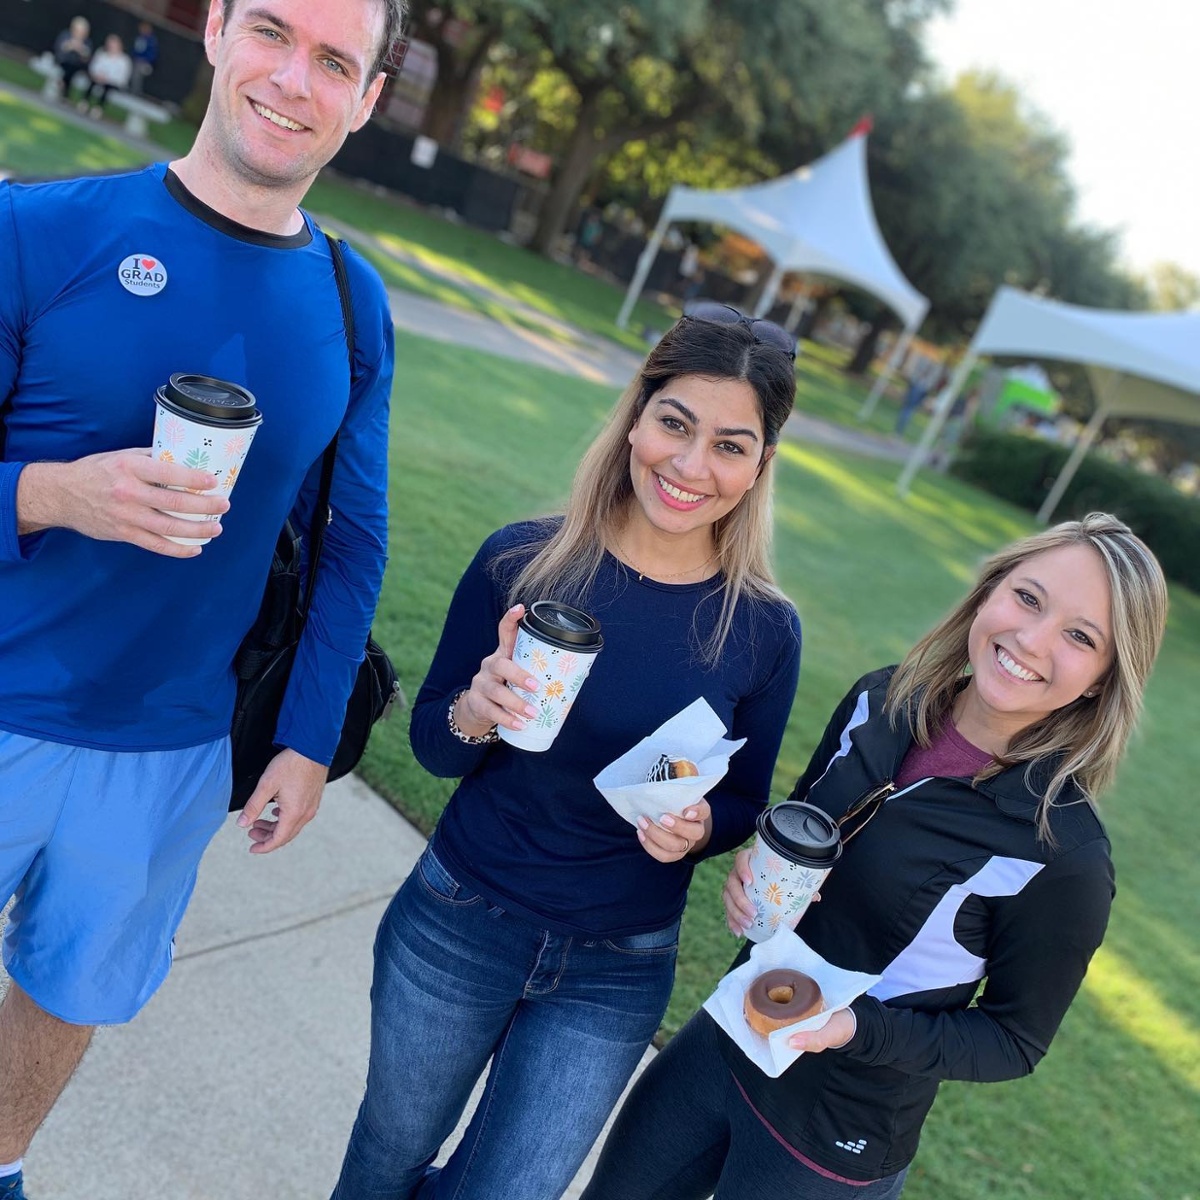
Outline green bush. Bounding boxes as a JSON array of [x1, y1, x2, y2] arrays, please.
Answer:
[[952, 428, 1200, 592]]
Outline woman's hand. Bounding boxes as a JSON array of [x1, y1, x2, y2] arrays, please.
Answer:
[[637, 797, 711, 863], [722, 849, 757, 936], [452, 604, 541, 737], [788, 1007, 856, 1053]]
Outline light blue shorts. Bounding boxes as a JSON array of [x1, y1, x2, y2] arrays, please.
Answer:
[[1, 729, 231, 1025]]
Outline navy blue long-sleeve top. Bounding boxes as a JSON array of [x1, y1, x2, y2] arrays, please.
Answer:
[[410, 521, 802, 937]]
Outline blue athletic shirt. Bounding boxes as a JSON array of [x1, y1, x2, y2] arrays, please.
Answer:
[[411, 521, 802, 936], [0, 165, 392, 760]]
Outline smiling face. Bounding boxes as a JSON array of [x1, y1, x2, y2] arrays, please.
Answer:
[[626, 373, 769, 544], [958, 543, 1114, 750], [200, 0, 385, 192]]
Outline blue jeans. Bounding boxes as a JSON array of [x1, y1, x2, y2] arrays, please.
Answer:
[[331, 843, 679, 1200], [580, 1011, 908, 1200]]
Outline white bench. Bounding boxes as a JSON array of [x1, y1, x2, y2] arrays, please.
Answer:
[[107, 91, 170, 138], [28, 52, 64, 101]]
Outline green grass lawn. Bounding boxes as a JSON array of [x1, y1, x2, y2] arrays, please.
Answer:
[[0, 87, 145, 179], [363, 331, 1199, 1200], [0, 59, 198, 166], [304, 172, 678, 352], [0, 54, 45, 93]]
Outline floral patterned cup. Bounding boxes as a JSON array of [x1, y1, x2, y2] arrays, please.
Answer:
[[498, 601, 603, 753], [151, 373, 261, 546], [744, 802, 842, 943]]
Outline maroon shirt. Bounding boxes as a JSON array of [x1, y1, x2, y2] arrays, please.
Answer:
[[894, 719, 993, 789]]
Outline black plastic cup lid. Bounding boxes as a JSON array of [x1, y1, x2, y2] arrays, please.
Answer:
[[757, 801, 842, 867], [157, 373, 258, 422], [521, 601, 603, 652]]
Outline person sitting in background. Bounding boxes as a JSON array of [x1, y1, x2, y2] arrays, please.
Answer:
[[51, 17, 91, 98], [131, 22, 159, 95], [78, 34, 132, 118]]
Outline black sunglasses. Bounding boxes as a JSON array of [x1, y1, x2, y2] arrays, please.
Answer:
[[682, 301, 797, 362], [837, 781, 896, 847]]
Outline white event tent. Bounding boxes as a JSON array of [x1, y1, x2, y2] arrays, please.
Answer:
[[897, 285, 1200, 520], [616, 126, 928, 409]]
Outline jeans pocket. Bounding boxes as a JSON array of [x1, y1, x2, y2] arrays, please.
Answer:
[[415, 846, 480, 907], [602, 919, 681, 956]]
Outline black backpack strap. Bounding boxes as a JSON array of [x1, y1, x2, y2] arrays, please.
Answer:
[[299, 230, 357, 622], [327, 230, 356, 365]]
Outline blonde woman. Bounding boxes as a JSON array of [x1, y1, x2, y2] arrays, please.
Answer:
[[582, 513, 1168, 1200], [334, 306, 803, 1200]]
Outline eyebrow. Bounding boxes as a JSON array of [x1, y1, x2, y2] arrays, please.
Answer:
[[1018, 576, 1110, 645], [654, 397, 760, 442], [242, 7, 364, 74]]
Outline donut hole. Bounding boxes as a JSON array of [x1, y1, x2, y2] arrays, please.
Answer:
[[767, 985, 795, 1005]]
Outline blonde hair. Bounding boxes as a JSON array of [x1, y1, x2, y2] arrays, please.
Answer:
[[502, 315, 797, 661], [886, 513, 1168, 837]]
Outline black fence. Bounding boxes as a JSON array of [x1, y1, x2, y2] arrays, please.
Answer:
[[331, 125, 531, 235]]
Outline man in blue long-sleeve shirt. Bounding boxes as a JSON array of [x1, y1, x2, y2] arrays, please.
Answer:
[[0, 1, 402, 1193]]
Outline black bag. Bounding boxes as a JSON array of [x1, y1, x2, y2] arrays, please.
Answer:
[[227, 233, 401, 811]]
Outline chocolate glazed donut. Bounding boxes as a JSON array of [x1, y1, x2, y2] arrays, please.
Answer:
[[743, 969, 824, 1036]]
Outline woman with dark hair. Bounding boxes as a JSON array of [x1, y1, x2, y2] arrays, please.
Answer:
[[332, 305, 803, 1200], [581, 513, 1169, 1200]]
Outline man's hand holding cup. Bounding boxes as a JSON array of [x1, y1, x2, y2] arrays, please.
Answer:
[[16, 448, 230, 559]]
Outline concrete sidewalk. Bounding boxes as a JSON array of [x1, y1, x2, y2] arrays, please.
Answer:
[[3, 776, 648, 1199]]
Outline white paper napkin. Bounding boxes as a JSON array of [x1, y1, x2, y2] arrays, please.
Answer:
[[593, 697, 746, 827], [703, 929, 881, 1078]]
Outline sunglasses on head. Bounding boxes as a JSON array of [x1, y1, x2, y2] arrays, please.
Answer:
[[836, 781, 896, 847], [682, 301, 797, 362]]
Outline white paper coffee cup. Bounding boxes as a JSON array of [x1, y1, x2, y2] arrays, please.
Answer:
[[497, 601, 603, 753], [743, 803, 842, 943], [151, 374, 261, 545]]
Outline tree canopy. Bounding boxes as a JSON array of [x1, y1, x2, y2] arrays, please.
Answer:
[[401, 0, 1153, 338]]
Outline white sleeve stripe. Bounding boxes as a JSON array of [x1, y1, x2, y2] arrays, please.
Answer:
[[869, 856, 1045, 1002], [810, 689, 871, 791]]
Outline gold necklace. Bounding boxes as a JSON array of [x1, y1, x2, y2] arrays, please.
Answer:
[[614, 538, 717, 583]]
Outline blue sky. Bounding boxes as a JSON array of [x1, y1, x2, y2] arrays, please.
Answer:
[[926, 0, 1200, 280]]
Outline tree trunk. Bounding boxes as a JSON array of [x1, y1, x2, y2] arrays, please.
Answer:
[[421, 67, 478, 149], [845, 316, 888, 376], [530, 87, 603, 258], [419, 30, 499, 152], [179, 57, 213, 128], [796, 293, 833, 341]]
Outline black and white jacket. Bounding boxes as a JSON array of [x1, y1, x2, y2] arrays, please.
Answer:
[[719, 667, 1114, 1182]]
